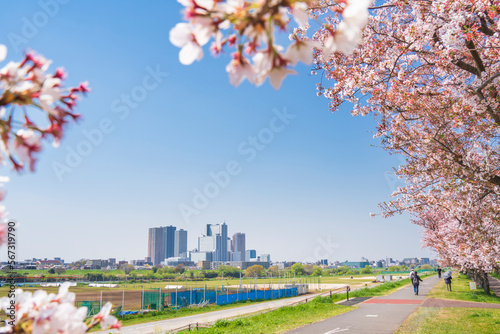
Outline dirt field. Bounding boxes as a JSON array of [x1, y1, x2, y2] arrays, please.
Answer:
[[75, 289, 143, 310]]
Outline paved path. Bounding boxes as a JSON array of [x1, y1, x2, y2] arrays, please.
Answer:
[[101, 291, 337, 334], [488, 275, 500, 297], [285, 275, 441, 334]]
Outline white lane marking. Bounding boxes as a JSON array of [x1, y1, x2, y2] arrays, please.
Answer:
[[366, 315, 378, 317], [324, 327, 350, 333]]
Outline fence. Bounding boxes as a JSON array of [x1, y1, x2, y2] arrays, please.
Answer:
[[75, 301, 101, 317], [142, 291, 169, 311]]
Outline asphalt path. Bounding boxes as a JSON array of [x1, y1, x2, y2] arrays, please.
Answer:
[[285, 275, 440, 334]]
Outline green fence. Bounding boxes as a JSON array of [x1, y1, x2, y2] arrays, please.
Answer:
[[75, 301, 101, 317], [142, 291, 169, 311]]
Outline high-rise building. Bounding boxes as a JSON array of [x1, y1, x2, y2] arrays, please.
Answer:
[[148, 227, 164, 266], [197, 223, 228, 262], [245, 249, 257, 261], [174, 229, 188, 257], [163, 226, 176, 260], [147, 225, 177, 265], [232, 233, 246, 261]]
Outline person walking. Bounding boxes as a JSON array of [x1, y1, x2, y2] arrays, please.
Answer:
[[410, 269, 415, 280], [443, 271, 453, 291], [437, 267, 442, 278], [412, 270, 423, 295]]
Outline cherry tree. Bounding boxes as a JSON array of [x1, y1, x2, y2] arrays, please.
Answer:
[[171, 0, 500, 290], [309, 0, 500, 288], [0, 45, 120, 332]]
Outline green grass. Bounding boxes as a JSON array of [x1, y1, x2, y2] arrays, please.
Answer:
[[396, 307, 500, 334], [90, 299, 271, 331], [427, 274, 500, 304], [177, 298, 353, 334]]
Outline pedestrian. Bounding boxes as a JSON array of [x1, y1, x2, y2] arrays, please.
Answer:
[[409, 269, 415, 280], [443, 271, 452, 291], [437, 267, 442, 278], [412, 270, 423, 295]]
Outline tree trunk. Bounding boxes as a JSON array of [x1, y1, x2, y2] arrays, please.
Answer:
[[479, 269, 490, 295]]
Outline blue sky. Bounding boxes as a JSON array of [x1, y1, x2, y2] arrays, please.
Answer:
[[0, 1, 434, 263]]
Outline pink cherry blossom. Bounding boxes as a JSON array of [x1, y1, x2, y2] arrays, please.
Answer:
[[269, 67, 297, 89], [285, 39, 320, 66], [226, 53, 256, 86], [171, 0, 371, 86], [0, 283, 120, 333], [292, 2, 309, 28]]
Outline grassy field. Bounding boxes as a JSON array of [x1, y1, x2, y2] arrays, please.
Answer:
[[427, 273, 500, 304], [176, 299, 353, 334], [396, 273, 500, 334], [396, 307, 500, 334]]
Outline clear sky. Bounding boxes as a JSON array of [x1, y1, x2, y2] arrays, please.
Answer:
[[0, 1, 434, 264]]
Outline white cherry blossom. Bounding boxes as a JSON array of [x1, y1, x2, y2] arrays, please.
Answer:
[[169, 23, 211, 65], [0, 45, 6, 62]]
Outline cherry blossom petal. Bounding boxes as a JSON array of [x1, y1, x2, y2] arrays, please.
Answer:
[[0, 45, 6, 62], [269, 67, 296, 89], [179, 42, 204, 65]]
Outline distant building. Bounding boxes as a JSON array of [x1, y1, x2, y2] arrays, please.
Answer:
[[131, 259, 150, 266], [191, 251, 213, 263], [319, 259, 328, 266], [211, 261, 270, 270], [343, 261, 370, 269], [83, 259, 108, 269], [162, 257, 194, 267], [197, 261, 211, 270], [174, 229, 188, 257], [148, 225, 177, 266], [232, 233, 246, 261], [148, 227, 164, 266], [258, 254, 271, 262], [198, 223, 228, 262], [245, 250, 257, 261], [419, 258, 430, 265]]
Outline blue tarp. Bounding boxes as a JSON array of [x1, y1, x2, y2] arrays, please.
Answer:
[[119, 311, 139, 316], [170, 287, 299, 308], [216, 287, 298, 305]]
